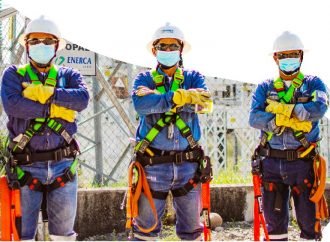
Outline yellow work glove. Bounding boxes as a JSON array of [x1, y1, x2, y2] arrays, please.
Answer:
[[172, 89, 211, 107], [135, 86, 160, 96], [50, 104, 76, 123], [22, 82, 54, 104], [265, 99, 295, 118], [275, 114, 312, 133]]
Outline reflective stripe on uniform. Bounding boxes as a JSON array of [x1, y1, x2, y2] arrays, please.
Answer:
[[133, 233, 158, 241], [268, 233, 288, 240]]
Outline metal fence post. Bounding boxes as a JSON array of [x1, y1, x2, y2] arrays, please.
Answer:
[[92, 76, 103, 184], [126, 64, 137, 125], [10, 14, 16, 64]]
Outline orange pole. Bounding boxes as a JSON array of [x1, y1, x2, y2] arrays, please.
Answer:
[[0, 176, 12, 241], [252, 174, 269, 241], [201, 182, 211, 241]]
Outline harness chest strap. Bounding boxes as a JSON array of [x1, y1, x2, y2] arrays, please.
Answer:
[[13, 64, 74, 153], [136, 68, 197, 154], [263, 72, 315, 155], [274, 72, 310, 149], [11, 118, 73, 154], [151, 68, 184, 94], [273, 72, 304, 103], [17, 63, 58, 87]]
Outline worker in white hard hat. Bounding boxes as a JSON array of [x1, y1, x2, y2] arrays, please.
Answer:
[[1, 16, 89, 240], [128, 23, 212, 240], [249, 31, 329, 240]]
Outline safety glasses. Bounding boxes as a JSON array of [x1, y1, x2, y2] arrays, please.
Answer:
[[276, 52, 301, 59], [26, 38, 58, 46], [154, 43, 181, 51]]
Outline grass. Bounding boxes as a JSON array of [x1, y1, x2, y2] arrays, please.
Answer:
[[159, 225, 179, 241], [78, 161, 254, 188], [78, 171, 128, 188], [212, 162, 252, 185], [0, 132, 9, 176]]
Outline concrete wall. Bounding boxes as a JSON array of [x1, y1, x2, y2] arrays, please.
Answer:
[[75, 188, 126, 240], [75, 184, 330, 240]]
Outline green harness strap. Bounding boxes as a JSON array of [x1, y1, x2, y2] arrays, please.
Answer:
[[13, 64, 73, 153], [266, 72, 310, 148], [151, 68, 184, 94], [17, 63, 58, 86], [273, 72, 304, 104], [135, 68, 198, 154], [16, 158, 78, 183]]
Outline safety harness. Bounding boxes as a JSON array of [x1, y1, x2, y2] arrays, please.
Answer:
[[252, 72, 328, 240], [126, 68, 212, 239], [2, 64, 79, 236], [9, 64, 79, 187], [134, 68, 210, 198]]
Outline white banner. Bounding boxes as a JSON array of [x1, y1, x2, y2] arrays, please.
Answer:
[[55, 42, 96, 76]]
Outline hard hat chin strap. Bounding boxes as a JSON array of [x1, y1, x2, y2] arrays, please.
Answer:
[[27, 54, 57, 69], [158, 62, 178, 70], [280, 68, 300, 77], [279, 54, 303, 77], [178, 53, 183, 68]]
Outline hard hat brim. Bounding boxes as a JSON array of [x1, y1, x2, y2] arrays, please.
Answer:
[[18, 33, 66, 50], [269, 48, 308, 56], [147, 39, 191, 54]]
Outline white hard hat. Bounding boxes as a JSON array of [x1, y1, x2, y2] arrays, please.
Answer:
[[147, 23, 191, 54], [18, 15, 66, 50], [272, 31, 304, 53]]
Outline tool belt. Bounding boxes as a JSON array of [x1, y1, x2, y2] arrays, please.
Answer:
[[12, 144, 78, 165], [136, 147, 203, 167], [257, 146, 316, 161]]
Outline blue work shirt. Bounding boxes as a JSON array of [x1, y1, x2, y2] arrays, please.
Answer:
[[132, 68, 208, 151], [249, 75, 328, 150], [1, 64, 89, 152]]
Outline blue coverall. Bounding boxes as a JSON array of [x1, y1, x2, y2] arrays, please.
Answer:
[[1, 64, 89, 239], [249, 75, 328, 240], [131, 67, 208, 240]]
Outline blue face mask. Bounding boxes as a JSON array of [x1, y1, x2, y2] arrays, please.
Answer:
[[279, 58, 301, 74], [156, 50, 180, 67], [29, 44, 56, 64]]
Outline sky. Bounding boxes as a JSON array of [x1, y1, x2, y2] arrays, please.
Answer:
[[4, 0, 330, 118], [6, 0, 330, 82]]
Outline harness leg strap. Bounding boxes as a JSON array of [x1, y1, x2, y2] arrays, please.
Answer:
[[150, 190, 168, 200], [171, 176, 200, 197], [263, 181, 288, 213], [41, 191, 48, 222]]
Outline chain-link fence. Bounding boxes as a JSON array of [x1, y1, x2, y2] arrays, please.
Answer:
[[1, 8, 330, 187]]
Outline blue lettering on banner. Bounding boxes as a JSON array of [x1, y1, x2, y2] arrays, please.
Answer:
[[67, 57, 92, 64]]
